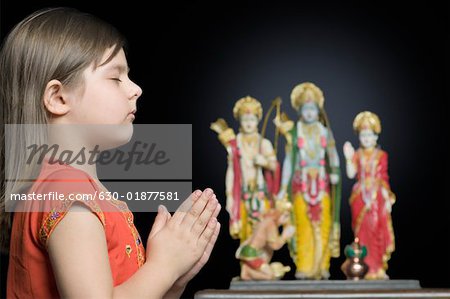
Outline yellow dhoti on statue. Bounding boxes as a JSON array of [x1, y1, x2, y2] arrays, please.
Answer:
[[291, 192, 331, 279]]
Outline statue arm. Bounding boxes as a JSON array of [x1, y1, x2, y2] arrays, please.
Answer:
[[326, 130, 340, 170], [225, 147, 234, 214], [260, 139, 277, 172], [280, 151, 292, 195], [379, 152, 396, 206], [267, 226, 285, 251], [346, 158, 357, 179], [325, 129, 340, 185], [343, 141, 357, 179]]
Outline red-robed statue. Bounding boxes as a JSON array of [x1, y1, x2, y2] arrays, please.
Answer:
[[343, 111, 395, 280]]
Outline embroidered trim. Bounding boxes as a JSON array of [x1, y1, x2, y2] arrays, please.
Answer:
[[39, 196, 105, 248], [109, 199, 146, 267]]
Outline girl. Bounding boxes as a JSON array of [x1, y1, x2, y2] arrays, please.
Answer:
[[0, 7, 221, 298]]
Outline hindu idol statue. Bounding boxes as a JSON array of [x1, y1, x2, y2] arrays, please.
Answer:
[[343, 111, 395, 279], [274, 82, 341, 279], [211, 96, 280, 242]]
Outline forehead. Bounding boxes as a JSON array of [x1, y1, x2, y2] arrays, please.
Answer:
[[360, 129, 375, 135], [240, 113, 258, 120], [302, 102, 318, 110], [97, 48, 129, 73]]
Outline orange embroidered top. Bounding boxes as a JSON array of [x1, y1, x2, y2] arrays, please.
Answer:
[[7, 159, 146, 298]]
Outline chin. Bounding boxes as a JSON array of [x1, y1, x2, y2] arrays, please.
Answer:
[[94, 123, 134, 151]]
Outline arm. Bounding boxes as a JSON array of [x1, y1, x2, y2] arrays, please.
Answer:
[[49, 189, 220, 299], [272, 117, 293, 198], [343, 141, 356, 179], [225, 147, 234, 214], [266, 222, 285, 251], [379, 151, 396, 207], [279, 152, 292, 198], [267, 221, 294, 251], [48, 203, 176, 299], [326, 129, 340, 184], [255, 139, 277, 172], [163, 205, 221, 299]]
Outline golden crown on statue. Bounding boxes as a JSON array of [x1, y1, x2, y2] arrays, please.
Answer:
[[290, 82, 325, 111], [353, 111, 381, 134], [233, 96, 263, 120]]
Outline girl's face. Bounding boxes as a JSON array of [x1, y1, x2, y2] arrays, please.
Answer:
[[359, 129, 378, 149], [64, 48, 142, 149], [300, 102, 319, 123], [70, 48, 142, 125], [239, 113, 259, 134]]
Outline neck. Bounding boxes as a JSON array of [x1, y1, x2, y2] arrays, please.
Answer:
[[241, 131, 258, 137], [362, 146, 376, 152], [301, 119, 318, 125], [46, 130, 100, 181]]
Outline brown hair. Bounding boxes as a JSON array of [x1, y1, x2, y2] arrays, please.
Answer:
[[0, 7, 126, 253]]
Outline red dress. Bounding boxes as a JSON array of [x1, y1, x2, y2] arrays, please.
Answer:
[[349, 148, 395, 276], [7, 159, 146, 298]]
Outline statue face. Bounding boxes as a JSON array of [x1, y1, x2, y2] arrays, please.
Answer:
[[240, 113, 259, 134], [359, 129, 378, 148], [300, 102, 319, 123]]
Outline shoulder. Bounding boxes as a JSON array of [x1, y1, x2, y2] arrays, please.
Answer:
[[32, 163, 106, 249], [378, 149, 388, 162], [35, 163, 97, 193], [261, 138, 274, 148]]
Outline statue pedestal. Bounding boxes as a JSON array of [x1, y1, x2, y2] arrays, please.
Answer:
[[195, 280, 450, 299], [230, 279, 421, 290]]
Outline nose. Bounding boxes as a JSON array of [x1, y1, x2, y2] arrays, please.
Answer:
[[129, 79, 143, 100]]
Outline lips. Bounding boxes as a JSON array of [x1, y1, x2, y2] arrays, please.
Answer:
[[127, 109, 136, 121]]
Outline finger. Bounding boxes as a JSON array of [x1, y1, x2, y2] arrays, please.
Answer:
[[203, 222, 220, 258], [171, 189, 202, 224], [197, 217, 218, 248], [181, 188, 214, 228], [191, 194, 218, 237], [149, 205, 170, 239], [194, 223, 220, 274], [212, 203, 221, 219]]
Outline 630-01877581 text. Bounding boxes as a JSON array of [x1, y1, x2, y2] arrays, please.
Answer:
[[99, 191, 180, 201]]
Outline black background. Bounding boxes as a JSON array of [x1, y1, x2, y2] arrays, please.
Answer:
[[1, 1, 449, 298]]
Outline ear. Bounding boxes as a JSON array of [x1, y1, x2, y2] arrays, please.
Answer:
[[43, 79, 71, 116]]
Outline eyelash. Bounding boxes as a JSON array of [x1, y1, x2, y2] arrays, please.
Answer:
[[110, 78, 122, 82]]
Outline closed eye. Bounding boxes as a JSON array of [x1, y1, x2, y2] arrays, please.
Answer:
[[110, 78, 122, 82]]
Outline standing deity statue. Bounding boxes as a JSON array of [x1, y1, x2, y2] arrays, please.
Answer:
[[274, 82, 341, 279], [211, 96, 280, 242], [343, 111, 395, 280]]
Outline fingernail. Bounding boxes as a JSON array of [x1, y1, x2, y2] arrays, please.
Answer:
[[205, 188, 213, 196], [194, 190, 202, 197], [158, 205, 164, 212]]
